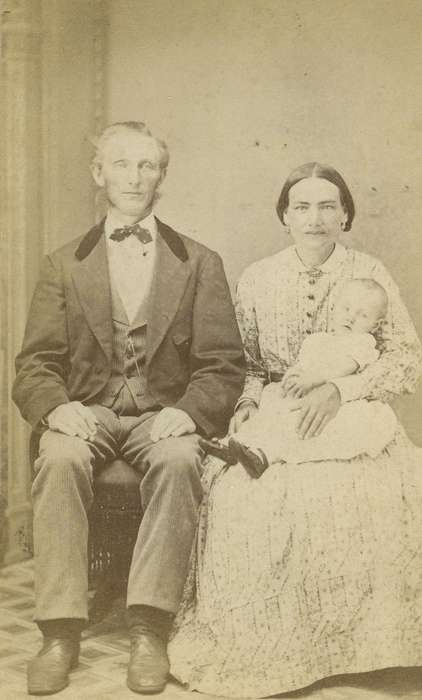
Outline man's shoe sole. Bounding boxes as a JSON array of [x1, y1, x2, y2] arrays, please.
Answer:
[[127, 679, 167, 694]]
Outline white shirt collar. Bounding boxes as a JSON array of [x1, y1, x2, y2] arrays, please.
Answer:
[[287, 242, 348, 273], [105, 210, 157, 241]]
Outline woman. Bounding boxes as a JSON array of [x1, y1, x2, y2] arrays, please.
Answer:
[[168, 163, 422, 698]]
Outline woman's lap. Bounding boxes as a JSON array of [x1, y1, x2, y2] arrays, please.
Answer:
[[169, 426, 422, 698]]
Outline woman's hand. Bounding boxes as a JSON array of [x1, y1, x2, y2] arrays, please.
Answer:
[[229, 400, 258, 434], [289, 383, 341, 439]]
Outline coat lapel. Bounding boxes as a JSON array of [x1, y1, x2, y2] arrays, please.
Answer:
[[72, 223, 113, 361], [146, 220, 191, 365], [71, 218, 190, 365]]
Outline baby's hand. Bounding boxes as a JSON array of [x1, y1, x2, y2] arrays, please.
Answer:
[[281, 367, 324, 398]]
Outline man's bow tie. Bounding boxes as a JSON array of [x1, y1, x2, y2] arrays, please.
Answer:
[[110, 224, 153, 244]]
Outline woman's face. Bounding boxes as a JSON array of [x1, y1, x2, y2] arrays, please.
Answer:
[[283, 177, 347, 252]]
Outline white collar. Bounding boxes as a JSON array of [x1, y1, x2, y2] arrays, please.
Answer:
[[287, 242, 348, 273], [105, 211, 157, 240]]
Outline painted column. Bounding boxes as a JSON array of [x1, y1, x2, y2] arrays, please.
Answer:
[[1, 0, 107, 565], [2, 0, 43, 564]]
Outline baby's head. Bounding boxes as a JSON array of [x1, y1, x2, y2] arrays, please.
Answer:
[[333, 278, 388, 334]]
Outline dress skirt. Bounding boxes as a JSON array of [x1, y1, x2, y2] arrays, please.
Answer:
[[168, 426, 422, 698]]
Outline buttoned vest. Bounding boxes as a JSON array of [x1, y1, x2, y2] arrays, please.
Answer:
[[94, 277, 159, 415]]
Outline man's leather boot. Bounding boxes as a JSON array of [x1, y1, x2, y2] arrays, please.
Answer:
[[127, 605, 173, 694], [27, 636, 80, 695]]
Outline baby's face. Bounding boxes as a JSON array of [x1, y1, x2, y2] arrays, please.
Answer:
[[333, 285, 384, 334]]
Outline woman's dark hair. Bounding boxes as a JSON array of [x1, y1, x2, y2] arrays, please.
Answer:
[[276, 162, 355, 232]]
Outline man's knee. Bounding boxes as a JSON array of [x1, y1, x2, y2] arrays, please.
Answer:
[[146, 435, 203, 483], [35, 430, 93, 479]]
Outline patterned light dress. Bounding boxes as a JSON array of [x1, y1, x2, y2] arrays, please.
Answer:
[[168, 243, 422, 699]]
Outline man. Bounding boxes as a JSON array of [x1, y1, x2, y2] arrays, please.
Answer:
[[13, 121, 245, 696]]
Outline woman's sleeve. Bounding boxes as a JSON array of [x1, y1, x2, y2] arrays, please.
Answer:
[[234, 267, 267, 407], [332, 261, 422, 403]]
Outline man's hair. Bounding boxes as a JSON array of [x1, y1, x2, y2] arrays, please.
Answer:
[[276, 162, 355, 231], [345, 278, 389, 318], [91, 121, 170, 171]]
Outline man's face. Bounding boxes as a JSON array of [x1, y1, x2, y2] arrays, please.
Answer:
[[92, 129, 165, 221]]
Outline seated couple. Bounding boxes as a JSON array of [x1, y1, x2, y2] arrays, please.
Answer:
[[13, 122, 422, 699]]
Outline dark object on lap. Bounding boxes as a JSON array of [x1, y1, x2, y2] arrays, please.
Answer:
[[199, 435, 270, 479], [228, 437, 270, 479], [198, 437, 238, 465]]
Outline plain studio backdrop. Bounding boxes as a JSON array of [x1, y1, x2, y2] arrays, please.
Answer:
[[105, 0, 422, 442]]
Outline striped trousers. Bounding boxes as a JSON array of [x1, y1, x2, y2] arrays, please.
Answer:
[[32, 405, 204, 621]]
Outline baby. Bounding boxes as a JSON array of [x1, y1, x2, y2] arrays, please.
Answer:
[[201, 278, 398, 477]]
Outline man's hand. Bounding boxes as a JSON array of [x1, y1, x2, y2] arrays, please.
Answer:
[[46, 402, 98, 440], [150, 407, 196, 443], [229, 400, 258, 434], [289, 383, 341, 439]]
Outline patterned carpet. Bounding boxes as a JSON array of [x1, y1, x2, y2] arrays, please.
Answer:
[[1, 559, 422, 700]]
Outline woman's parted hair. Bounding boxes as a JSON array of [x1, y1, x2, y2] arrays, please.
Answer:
[[276, 162, 355, 232], [91, 121, 170, 171]]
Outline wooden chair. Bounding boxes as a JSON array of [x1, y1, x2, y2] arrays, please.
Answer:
[[88, 459, 142, 622]]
